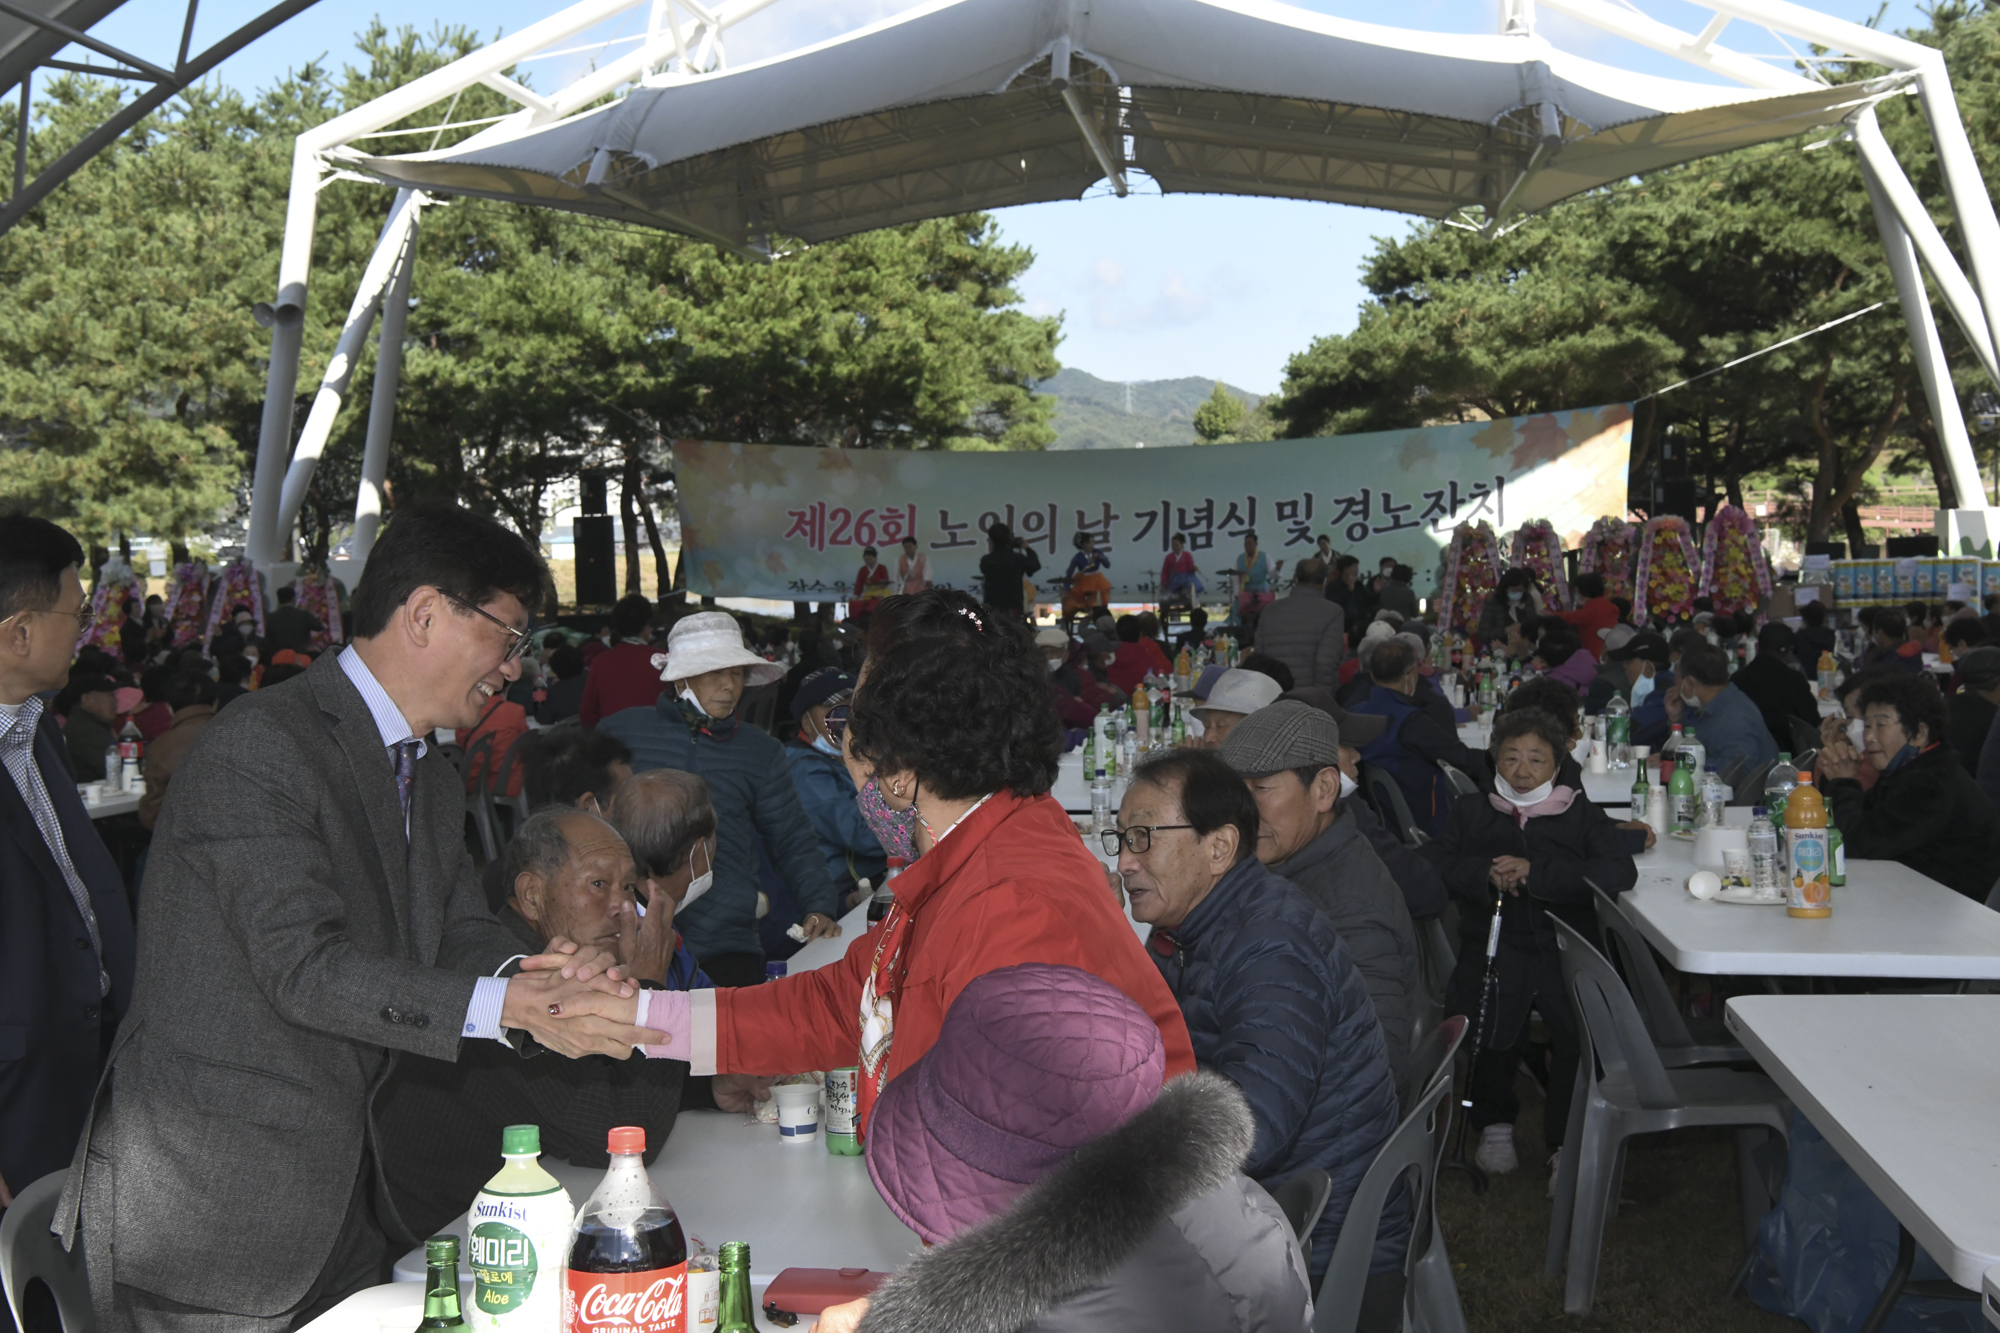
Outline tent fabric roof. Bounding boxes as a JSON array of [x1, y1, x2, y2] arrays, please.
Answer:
[[0, 0, 130, 101], [344, 0, 1898, 252]]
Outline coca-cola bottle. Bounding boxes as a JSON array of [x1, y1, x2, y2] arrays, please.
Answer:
[[564, 1127, 689, 1333]]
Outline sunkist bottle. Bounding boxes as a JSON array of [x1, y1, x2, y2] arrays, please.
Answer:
[[1784, 777, 1832, 919], [566, 1127, 690, 1333], [421, 1236, 468, 1330], [1817, 651, 1838, 699], [468, 1125, 572, 1332]]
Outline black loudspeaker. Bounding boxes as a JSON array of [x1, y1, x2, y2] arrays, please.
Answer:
[[1885, 535, 1939, 557], [573, 514, 618, 610], [1656, 478, 1700, 522], [1806, 541, 1848, 559]]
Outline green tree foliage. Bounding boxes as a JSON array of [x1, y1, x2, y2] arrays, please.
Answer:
[[0, 25, 1062, 557], [1193, 381, 1246, 442], [1275, 2, 2000, 543]]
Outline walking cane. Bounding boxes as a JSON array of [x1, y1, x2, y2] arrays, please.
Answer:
[[1441, 884, 1506, 1194]]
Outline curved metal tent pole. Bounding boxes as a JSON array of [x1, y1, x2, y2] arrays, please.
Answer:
[[244, 0, 2000, 574]]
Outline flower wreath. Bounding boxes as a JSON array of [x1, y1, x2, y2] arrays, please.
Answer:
[[1698, 503, 1775, 623], [1578, 517, 1639, 603], [203, 559, 266, 650], [81, 559, 143, 653], [1439, 521, 1502, 634], [292, 569, 345, 650], [1509, 519, 1572, 611], [165, 562, 211, 650], [1633, 516, 1698, 628]]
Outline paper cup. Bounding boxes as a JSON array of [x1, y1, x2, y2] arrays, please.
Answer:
[[774, 1082, 821, 1146], [1687, 870, 1722, 900]]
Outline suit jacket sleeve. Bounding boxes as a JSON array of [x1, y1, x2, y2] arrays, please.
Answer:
[[754, 743, 841, 920], [1321, 605, 1346, 684], [175, 726, 494, 1061]]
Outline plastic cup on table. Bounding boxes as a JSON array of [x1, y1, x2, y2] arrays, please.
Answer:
[[774, 1082, 821, 1147]]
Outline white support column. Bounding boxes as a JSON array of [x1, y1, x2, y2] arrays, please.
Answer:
[[245, 142, 326, 566], [274, 189, 426, 546], [351, 204, 421, 567], [1914, 65, 2000, 395], [1850, 110, 1999, 387], [1859, 152, 1985, 513]]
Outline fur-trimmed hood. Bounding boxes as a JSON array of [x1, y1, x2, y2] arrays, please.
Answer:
[[859, 1072, 1283, 1333]]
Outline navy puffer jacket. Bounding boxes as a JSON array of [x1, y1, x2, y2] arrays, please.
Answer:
[[1147, 855, 1405, 1279]]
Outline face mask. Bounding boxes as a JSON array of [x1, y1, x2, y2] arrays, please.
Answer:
[[1497, 774, 1556, 808], [811, 733, 842, 758], [677, 684, 710, 718], [1507, 590, 1524, 604], [1846, 718, 1865, 751], [681, 840, 714, 909], [1630, 672, 1655, 707], [857, 776, 920, 861], [1338, 770, 1358, 801], [1047, 658, 1063, 674], [1680, 686, 1701, 713]]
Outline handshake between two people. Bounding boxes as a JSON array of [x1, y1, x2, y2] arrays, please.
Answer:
[[497, 938, 773, 1114]]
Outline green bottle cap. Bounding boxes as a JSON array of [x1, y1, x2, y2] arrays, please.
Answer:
[[718, 1241, 750, 1272], [426, 1236, 460, 1266], [501, 1124, 540, 1156]]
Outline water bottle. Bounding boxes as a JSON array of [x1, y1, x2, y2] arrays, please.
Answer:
[[1605, 693, 1632, 769], [1748, 808, 1780, 896], [1698, 768, 1726, 830], [1090, 767, 1113, 834], [1764, 752, 1799, 837]]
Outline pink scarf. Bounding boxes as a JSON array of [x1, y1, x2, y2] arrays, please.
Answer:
[[1489, 785, 1579, 828]]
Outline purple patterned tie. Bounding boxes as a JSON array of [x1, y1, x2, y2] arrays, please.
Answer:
[[392, 739, 422, 834]]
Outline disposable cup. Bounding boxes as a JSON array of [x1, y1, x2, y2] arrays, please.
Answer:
[[774, 1082, 821, 1146]]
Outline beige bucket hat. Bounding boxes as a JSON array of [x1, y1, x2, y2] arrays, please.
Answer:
[[651, 612, 785, 687]]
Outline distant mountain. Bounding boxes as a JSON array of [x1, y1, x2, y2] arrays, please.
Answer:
[[1037, 368, 1264, 451]]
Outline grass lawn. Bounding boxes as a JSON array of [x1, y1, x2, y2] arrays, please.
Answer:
[[1436, 1062, 1802, 1332]]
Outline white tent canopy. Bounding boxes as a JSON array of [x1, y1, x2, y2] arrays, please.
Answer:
[[244, 0, 2000, 574], [342, 0, 1897, 253]]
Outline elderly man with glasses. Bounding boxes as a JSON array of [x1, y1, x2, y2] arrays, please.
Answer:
[[1109, 748, 1405, 1328]]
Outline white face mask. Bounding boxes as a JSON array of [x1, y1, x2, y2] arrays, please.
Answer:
[[1497, 774, 1557, 808], [1338, 770, 1358, 801], [680, 839, 714, 909], [1846, 718, 1865, 751], [1047, 657, 1063, 674], [677, 684, 709, 718], [1630, 672, 1655, 707]]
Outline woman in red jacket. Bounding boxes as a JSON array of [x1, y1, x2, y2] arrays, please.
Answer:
[[631, 590, 1195, 1133]]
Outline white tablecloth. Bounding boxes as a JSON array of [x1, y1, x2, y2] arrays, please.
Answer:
[[1617, 834, 2000, 978], [82, 790, 140, 820], [1725, 994, 2000, 1290]]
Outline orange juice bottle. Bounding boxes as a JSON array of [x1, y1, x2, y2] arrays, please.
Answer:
[[1784, 777, 1832, 918]]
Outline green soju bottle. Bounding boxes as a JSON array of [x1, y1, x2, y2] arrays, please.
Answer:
[[715, 1241, 756, 1333], [420, 1236, 466, 1329], [1666, 754, 1696, 834]]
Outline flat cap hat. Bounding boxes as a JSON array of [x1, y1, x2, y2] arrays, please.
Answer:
[[1218, 699, 1342, 776]]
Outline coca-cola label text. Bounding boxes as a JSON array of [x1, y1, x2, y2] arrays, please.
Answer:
[[565, 1264, 688, 1333]]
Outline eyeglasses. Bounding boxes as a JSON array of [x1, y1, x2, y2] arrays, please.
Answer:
[[1099, 824, 1195, 856], [823, 702, 850, 742], [442, 592, 532, 663], [7, 605, 96, 636]]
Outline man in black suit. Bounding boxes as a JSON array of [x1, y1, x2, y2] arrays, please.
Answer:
[[59, 502, 662, 1331], [262, 584, 323, 655], [0, 517, 138, 1226]]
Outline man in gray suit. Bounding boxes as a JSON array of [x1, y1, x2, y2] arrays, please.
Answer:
[[59, 501, 661, 1331]]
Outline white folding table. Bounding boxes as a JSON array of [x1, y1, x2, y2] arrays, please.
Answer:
[[1617, 838, 2000, 980], [1725, 994, 2000, 1330], [82, 789, 140, 820]]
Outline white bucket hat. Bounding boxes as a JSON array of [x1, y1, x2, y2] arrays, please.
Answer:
[[1191, 668, 1282, 721], [651, 612, 785, 687]]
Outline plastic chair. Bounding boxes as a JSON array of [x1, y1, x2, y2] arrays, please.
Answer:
[[1788, 715, 1824, 759], [1314, 1076, 1460, 1333], [1436, 761, 1482, 800], [1543, 916, 1790, 1315], [1268, 1169, 1333, 1247], [1731, 759, 1774, 807], [1718, 754, 1748, 790], [454, 733, 499, 862], [1361, 761, 1426, 847], [483, 732, 535, 842], [1587, 881, 1744, 1068], [1, 1171, 96, 1333]]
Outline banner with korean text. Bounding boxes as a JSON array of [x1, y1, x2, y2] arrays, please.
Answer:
[[674, 404, 1633, 602]]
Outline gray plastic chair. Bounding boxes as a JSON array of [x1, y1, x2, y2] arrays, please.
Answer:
[[1269, 1169, 1333, 1247], [1361, 761, 1427, 847], [1587, 881, 1744, 1068], [1731, 759, 1774, 808], [451, 734, 499, 862], [483, 731, 536, 842], [1787, 715, 1824, 759], [1, 1171, 96, 1332], [1543, 916, 1790, 1315], [1436, 761, 1482, 800], [1314, 1076, 1460, 1333]]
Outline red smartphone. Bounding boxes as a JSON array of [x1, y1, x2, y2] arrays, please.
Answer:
[[761, 1267, 890, 1316]]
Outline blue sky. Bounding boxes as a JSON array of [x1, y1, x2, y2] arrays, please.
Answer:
[[56, 0, 1935, 393]]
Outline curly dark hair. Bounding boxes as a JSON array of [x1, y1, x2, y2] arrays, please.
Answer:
[[849, 589, 1061, 800], [1857, 673, 1948, 748], [1501, 676, 1581, 736]]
